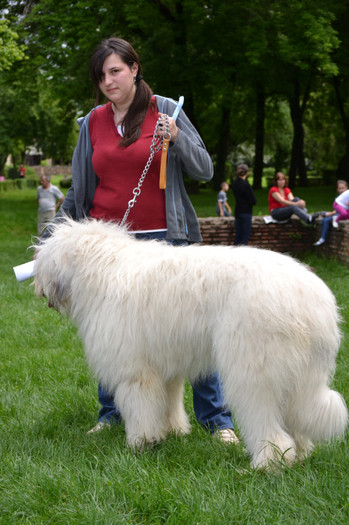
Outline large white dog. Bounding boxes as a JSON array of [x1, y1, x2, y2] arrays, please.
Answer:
[[33, 218, 347, 469]]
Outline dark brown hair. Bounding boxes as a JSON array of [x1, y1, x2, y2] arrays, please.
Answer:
[[237, 164, 248, 177], [89, 37, 154, 147]]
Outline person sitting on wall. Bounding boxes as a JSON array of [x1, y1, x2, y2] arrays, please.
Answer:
[[332, 182, 349, 228], [268, 172, 320, 224], [314, 179, 348, 246]]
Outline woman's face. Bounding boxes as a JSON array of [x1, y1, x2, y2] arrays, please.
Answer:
[[98, 53, 138, 107], [276, 176, 286, 188]]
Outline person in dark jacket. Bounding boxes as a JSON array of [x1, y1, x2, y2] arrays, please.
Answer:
[[232, 164, 257, 245]]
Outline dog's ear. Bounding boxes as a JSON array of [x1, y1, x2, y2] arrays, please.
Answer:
[[34, 257, 73, 313], [48, 275, 71, 310]]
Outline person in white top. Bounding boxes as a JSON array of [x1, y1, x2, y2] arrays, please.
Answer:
[[37, 175, 65, 236], [332, 186, 349, 228]]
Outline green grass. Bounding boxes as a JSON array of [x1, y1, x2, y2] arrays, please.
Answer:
[[1, 186, 349, 524]]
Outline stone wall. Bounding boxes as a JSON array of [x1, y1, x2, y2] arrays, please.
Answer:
[[32, 165, 72, 177], [198, 216, 349, 266]]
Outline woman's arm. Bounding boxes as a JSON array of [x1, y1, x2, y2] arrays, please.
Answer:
[[272, 191, 305, 208], [171, 123, 213, 181]]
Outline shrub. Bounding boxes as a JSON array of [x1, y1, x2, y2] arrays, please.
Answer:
[[7, 166, 19, 179], [60, 176, 72, 188]]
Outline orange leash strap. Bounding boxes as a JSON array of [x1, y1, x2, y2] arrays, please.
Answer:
[[159, 137, 170, 189], [158, 96, 184, 190]]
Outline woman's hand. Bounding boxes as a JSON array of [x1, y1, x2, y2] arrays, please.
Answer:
[[158, 113, 179, 142]]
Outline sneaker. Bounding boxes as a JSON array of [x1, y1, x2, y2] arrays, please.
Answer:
[[214, 428, 240, 444], [313, 238, 325, 246], [87, 420, 111, 435], [332, 216, 339, 228], [311, 211, 322, 221]]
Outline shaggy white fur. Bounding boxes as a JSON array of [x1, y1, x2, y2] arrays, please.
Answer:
[[33, 218, 348, 469]]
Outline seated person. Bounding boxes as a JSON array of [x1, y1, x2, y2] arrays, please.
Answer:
[[268, 172, 319, 224], [314, 180, 348, 245], [332, 182, 349, 228]]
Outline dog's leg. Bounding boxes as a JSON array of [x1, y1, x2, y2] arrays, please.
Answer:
[[219, 365, 297, 470], [115, 367, 170, 450], [242, 404, 297, 470], [164, 377, 191, 435]]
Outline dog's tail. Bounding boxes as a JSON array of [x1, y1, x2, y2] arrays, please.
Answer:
[[288, 385, 348, 443], [310, 387, 348, 442]]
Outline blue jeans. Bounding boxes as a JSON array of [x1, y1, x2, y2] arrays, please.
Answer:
[[271, 198, 310, 224], [99, 373, 233, 432], [97, 230, 234, 432], [320, 214, 337, 241], [216, 205, 231, 217], [234, 213, 252, 245]]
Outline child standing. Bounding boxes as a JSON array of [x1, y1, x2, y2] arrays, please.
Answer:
[[216, 182, 232, 217]]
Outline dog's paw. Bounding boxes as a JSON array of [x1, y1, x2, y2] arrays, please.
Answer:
[[251, 437, 297, 470], [128, 435, 162, 453], [167, 420, 191, 436]]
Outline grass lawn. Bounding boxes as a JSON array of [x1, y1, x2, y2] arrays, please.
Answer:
[[1, 185, 348, 524]]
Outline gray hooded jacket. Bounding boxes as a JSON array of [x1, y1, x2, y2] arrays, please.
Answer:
[[50, 95, 213, 242]]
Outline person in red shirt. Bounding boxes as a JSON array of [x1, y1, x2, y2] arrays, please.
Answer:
[[268, 172, 318, 224], [19, 164, 26, 178]]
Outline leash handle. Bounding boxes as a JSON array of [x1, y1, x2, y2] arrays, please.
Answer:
[[172, 96, 184, 122], [159, 96, 184, 189]]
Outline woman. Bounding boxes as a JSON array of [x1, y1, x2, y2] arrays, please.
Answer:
[[43, 37, 238, 444], [232, 164, 256, 245], [268, 172, 317, 224]]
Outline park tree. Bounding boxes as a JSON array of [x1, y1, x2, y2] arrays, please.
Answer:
[[228, 0, 340, 188], [8, 0, 253, 187], [0, 15, 28, 172], [1, 0, 347, 189], [267, 0, 339, 187], [0, 0, 102, 168], [0, 18, 26, 71], [329, 1, 349, 180]]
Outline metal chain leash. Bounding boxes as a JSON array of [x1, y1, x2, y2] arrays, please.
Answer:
[[120, 114, 170, 227]]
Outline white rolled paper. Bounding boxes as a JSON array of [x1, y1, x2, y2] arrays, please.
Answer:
[[13, 260, 36, 282]]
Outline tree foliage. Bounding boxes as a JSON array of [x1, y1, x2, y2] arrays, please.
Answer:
[[0, 0, 349, 187], [0, 18, 26, 71]]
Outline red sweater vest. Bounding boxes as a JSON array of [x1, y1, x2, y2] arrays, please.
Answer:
[[89, 102, 166, 231]]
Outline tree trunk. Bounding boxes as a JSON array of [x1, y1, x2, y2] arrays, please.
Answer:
[[253, 86, 265, 190], [333, 78, 349, 179], [213, 102, 231, 190], [0, 155, 7, 175], [289, 79, 308, 188]]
